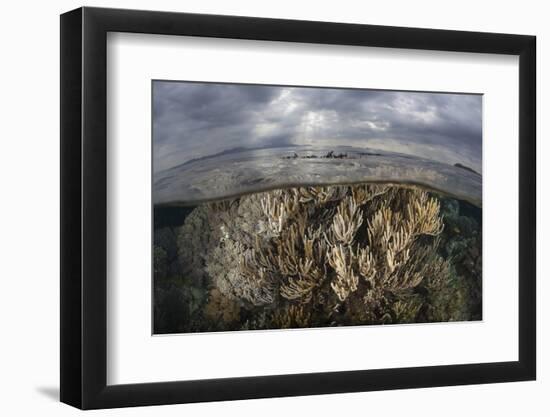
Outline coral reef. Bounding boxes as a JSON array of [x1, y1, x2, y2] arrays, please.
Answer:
[[204, 288, 241, 325], [154, 182, 482, 332]]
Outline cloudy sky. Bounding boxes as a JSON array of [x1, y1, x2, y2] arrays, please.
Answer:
[[153, 81, 482, 174]]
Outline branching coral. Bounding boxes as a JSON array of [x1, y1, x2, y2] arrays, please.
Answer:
[[292, 185, 348, 204], [327, 244, 359, 302], [272, 304, 311, 328], [178, 182, 455, 328], [351, 183, 390, 205], [392, 297, 423, 323], [330, 196, 364, 245], [406, 191, 445, 236], [259, 190, 299, 236], [362, 191, 446, 294]]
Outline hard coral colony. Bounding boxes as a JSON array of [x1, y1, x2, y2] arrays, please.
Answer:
[[154, 183, 482, 333]]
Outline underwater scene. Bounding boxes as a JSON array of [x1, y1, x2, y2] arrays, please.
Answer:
[[152, 81, 482, 334]]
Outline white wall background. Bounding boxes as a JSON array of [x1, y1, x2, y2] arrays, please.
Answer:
[[0, 0, 546, 415]]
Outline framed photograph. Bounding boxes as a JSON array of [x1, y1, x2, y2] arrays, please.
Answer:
[[60, 6, 536, 409]]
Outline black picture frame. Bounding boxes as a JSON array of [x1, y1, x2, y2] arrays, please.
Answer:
[[60, 6, 536, 410]]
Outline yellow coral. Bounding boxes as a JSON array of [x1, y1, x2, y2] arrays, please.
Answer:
[[330, 196, 364, 245], [327, 244, 359, 302], [272, 304, 311, 328]]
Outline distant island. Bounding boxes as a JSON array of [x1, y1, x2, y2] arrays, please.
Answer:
[[282, 149, 383, 160], [454, 163, 481, 176]]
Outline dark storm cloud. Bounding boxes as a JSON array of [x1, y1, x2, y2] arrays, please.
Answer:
[[153, 81, 482, 174]]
